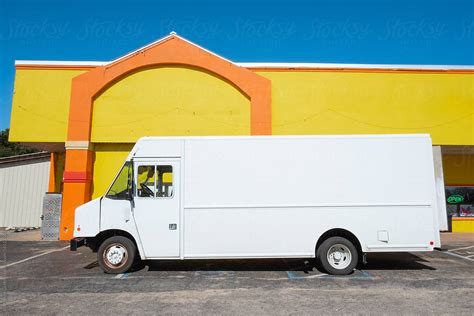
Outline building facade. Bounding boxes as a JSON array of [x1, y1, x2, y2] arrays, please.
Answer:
[[9, 33, 474, 239]]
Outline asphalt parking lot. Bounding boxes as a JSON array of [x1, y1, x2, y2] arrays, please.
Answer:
[[1, 231, 473, 315]]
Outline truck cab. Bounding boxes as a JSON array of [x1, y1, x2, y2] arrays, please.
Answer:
[[73, 157, 182, 273]]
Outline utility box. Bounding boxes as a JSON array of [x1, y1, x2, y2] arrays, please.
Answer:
[[41, 193, 62, 240]]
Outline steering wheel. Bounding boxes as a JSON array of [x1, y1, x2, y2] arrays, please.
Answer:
[[140, 183, 154, 197]]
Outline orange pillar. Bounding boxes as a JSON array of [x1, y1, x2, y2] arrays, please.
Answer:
[[59, 149, 94, 240], [48, 153, 56, 192], [250, 82, 272, 135]]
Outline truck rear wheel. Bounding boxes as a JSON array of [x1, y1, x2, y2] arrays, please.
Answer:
[[318, 236, 358, 275], [98, 236, 136, 274]]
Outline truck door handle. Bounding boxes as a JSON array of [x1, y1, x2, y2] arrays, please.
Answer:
[[169, 224, 177, 230]]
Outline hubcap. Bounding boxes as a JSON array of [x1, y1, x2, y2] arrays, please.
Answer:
[[103, 243, 128, 269], [327, 244, 352, 270]]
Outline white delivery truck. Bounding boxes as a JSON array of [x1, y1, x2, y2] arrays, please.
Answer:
[[71, 135, 441, 275]]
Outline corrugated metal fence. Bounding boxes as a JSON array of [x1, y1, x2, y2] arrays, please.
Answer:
[[0, 152, 50, 227]]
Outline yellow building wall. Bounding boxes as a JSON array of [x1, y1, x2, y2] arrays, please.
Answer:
[[10, 68, 474, 146], [9, 69, 87, 142], [258, 71, 474, 145], [92, 144, 134, 198], [452, 218, 474, 232], [443, 154, 474, 185], [91, 66, 250, 143]]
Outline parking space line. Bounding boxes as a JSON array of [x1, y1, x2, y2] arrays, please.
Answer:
[[286, 269, 374, 280], [320, 270, 375, 280], [442, 250, 474, 262], [448, 245, 474, 252], [114, 273, 129, 279], [0, 245, 70, 269], [286, 271, 327, 280]]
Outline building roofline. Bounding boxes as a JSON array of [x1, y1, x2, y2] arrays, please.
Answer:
[[109, 32, 234, 66], [236, 62, 474, 71], [14, 31, 474, 71], [15, 60, 474, 71], [15, 32, 235, 69], [15, 60, 109, 66], [0, 152, 50, 165]]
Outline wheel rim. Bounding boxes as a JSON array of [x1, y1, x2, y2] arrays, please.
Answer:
[[103, 243, 128, 269], [327, 243, 352, 270]]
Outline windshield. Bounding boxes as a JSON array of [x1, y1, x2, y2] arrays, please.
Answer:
[[106, 162, 132, 200]]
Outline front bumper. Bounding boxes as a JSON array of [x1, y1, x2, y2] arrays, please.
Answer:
[[70, 237, 85, 251]]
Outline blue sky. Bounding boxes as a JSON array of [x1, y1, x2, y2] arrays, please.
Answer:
[[1, 0, 473, 130]]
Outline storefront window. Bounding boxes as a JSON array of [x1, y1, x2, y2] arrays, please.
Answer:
[[445, 186, 474, 217]]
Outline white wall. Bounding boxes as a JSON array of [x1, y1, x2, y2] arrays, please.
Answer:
[[0, 158, 50, 227]]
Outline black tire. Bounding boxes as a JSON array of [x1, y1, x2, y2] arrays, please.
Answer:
[[98, 236, 136, 274], [317, 236, 358, 275]]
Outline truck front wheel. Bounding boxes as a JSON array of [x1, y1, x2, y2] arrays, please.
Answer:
[[98, 236, 136, 274], [318, 236, 358, 275]]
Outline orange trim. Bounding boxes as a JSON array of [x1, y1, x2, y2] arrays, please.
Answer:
[[48, 153, 56, 192], [249, 67, 474, 74], [67, 35, 271, 140], [63, 171, 92, 182], [452, 217, 474, 221], [446, 184, 474, 187]]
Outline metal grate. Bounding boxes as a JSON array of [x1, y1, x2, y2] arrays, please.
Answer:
[[41, 193, 62, 240]]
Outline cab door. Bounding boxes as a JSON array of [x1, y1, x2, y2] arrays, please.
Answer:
[[132, 159, 181, 258]]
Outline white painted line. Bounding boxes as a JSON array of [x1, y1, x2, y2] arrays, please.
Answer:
[[295, 273, 327, 279], [448, 245, 474, 252], [114, 273, 124, 279], [286, 271, 328, 280], [443, 251, 474, 262], [0, 245, 70, 269]]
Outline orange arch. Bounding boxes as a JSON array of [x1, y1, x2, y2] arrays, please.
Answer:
[[60, 34, 271, 240], [67, 35, 271, 141]]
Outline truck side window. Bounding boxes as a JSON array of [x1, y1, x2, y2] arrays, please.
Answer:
[[156, 165, 173, 198], [106, 162, 132, 200], [137, 165, 156, 197], [136, 165, 173, 198]]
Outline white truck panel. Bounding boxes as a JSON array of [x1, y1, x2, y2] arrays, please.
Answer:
[[100, 197, 146, 259], [130, 138, 183, 159], [74, 198, 101, 237], [183, 205, 435, 258], [157, 134, 436, 257], [183, 136, 434, 207]]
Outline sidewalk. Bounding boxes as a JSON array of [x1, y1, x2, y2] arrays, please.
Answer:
[[1, 228, 42, 242], [440, 232, 474, 250]]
